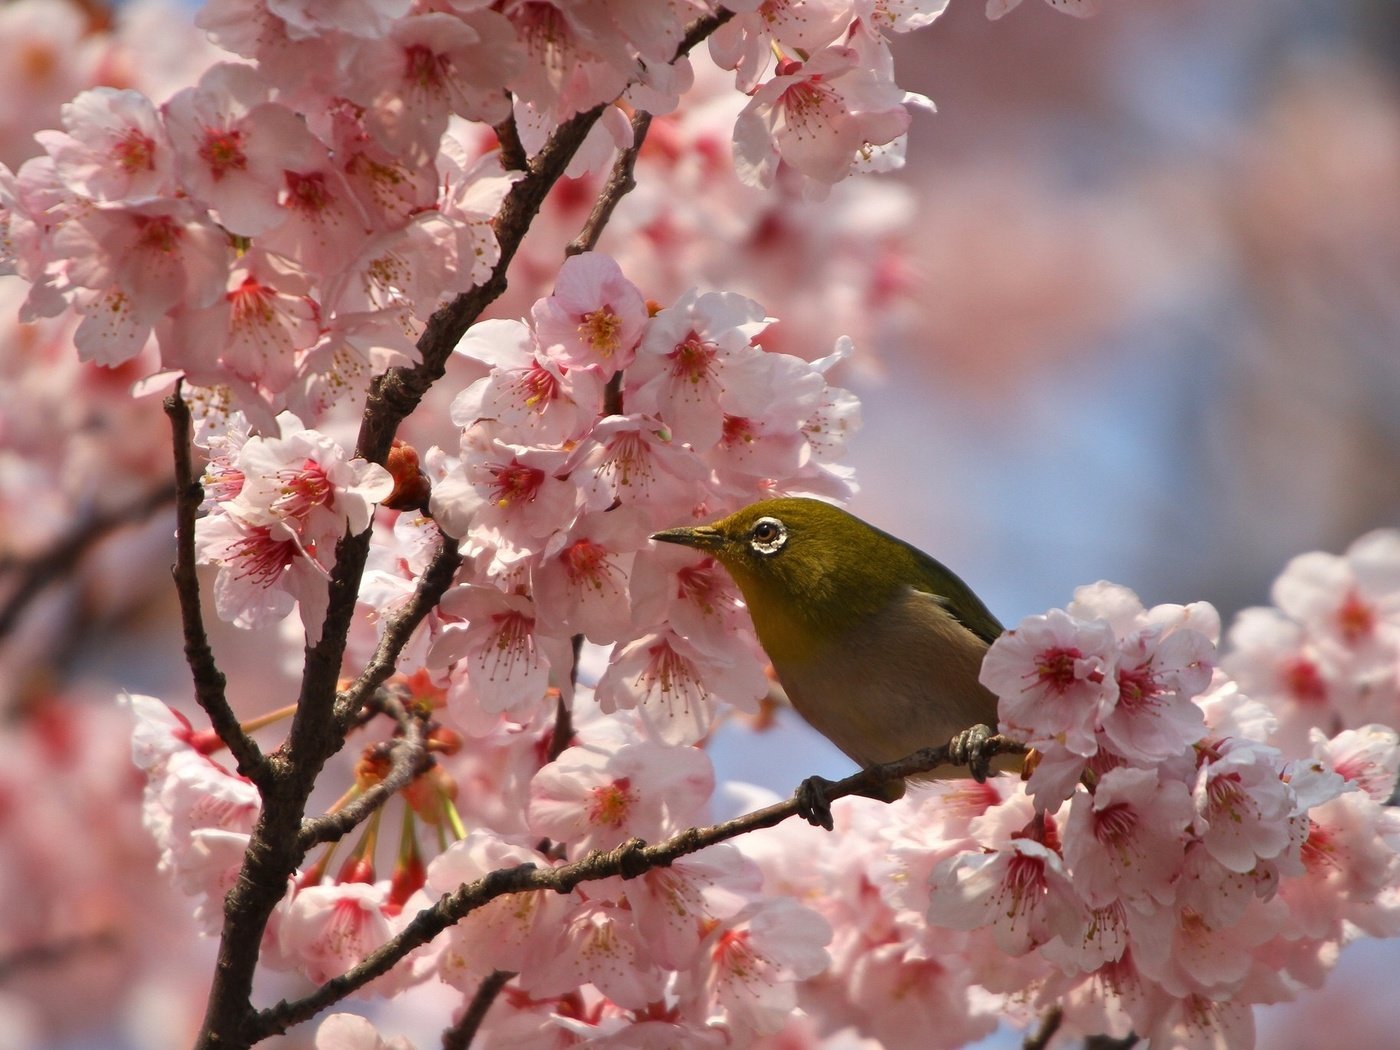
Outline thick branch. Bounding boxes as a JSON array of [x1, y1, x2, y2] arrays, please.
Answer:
[[253, 734, 1027, 1036], [163, 389, 268, 785]]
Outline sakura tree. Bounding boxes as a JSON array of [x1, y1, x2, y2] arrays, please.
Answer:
[[2, 1, 1400, 1049]]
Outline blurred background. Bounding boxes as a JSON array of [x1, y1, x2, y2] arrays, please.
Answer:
[[2, 0, 1399, 1046]]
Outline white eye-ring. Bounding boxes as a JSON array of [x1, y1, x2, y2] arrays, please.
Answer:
[[749, 516, 788, 556]]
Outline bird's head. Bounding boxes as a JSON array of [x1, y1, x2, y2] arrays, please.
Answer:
[[652, 497, 916, 662]]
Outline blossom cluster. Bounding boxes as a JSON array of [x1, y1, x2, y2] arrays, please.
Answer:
[[0, 0, 951, 434], [734, 577, 1400, 1049]]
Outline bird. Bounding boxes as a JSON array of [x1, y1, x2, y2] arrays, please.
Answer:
[[652, 496, 1011, 829]]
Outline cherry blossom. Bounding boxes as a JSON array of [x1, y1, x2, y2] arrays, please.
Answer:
[[35, 87, 174, 203], [981, 608, 1118, 759], [162, 62, 318, 237], [732, 42, 925, 193], [527, 737, 714, 851], [689, 897, 833, 1036], [929, 836, 1088, 956], [279, 881, 415, 993], [532, 251, 648, 376]]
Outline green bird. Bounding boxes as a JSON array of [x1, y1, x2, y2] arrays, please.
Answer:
[[652, 497, 1008, 829]]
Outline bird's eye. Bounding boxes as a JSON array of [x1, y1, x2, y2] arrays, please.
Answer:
[[749, 516, 788, 556]]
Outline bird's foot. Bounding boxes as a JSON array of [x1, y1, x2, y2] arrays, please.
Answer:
[[795, 775, 837, 831], [796, 774, 907, 830], [949, 723, 995, 783]]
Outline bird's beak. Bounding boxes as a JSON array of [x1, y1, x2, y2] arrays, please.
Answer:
[[651, 525, 724, 551]]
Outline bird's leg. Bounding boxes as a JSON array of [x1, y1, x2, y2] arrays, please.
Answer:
[[795, 774, 906, 831], [795, 776, 837, 830], [949, 723, 996, 783]]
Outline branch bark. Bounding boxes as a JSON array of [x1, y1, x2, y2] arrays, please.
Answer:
[[163, 388, 268, 786], [251, 734, 1028, 1037]]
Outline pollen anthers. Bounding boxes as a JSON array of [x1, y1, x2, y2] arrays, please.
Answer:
[[578, 305, 622, 356]]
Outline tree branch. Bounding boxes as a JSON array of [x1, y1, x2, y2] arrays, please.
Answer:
[[1024, 1005, 1063, 1050], [565, 109, 654, 258], [163, 388, 268, 786], [441, 970, 514, 1050], [298, 689, 432, 850], [252, 734, 1028, 1037], [0, 481, 176, 643], [492, 110, 527, 174], [333, 531, 462, 734]]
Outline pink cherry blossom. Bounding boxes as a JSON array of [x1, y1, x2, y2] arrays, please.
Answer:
[[1064, 766, 1194, 909], [229, 425, 393, 542], [1312, 723, 1400, 802], [1098, 622, 1212, 764], [622, 844, 760, 970], [451, 318, 604, 446], [315, 1014, 415, 1050], [1192, 738, 1296, 874], [928, 837, 1088, 956], [531, 252, 648, 376], [428, 427, 582, 555], [431, 583, 573, 732], [423, 831, 570, 987], [53, 197, 231, 365], [349, 12, 519, 157], [533, 509, 644, 644], [35, 87, 173, 203], [709, 0, 852, 93], [527, 738, 714, 851], [732, 43, 919, 192], [564, 413, 711, 523], [627, 289, 771, 448], [981, 608, 1118, 758], [158, 248, 317, 398], [596, 627, 768, 745], [519, 900, 665, 1009], [163, 62, 319, 236], [628, 544, 751, 655], [690, 897, 832, 1036], [279, 881, 415, 993]]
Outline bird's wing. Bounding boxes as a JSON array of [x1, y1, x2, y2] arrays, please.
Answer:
[[907, 549, 1004, 647]]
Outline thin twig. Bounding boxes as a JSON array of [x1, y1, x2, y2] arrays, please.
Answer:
[[0, 481, 177, 642], [1085, 1034, 1140, 1049], [334, 531, 462, 733], [163, 387, 268, 786], [1024, 1005, 1064, 1050], [493, 110, 528, 173], [565, 109, 654, 258], [0, 930, 119, 982], [442, 970, 514, 1050], [298, 689, 432, 850], [253, 733, 1027, 1036]]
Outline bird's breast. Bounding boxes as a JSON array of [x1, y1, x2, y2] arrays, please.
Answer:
[[769, 587, 1001, 772]]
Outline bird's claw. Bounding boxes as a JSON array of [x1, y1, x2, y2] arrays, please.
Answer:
[[950, 723, 995, 783], [795, 775, 837, 831]]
